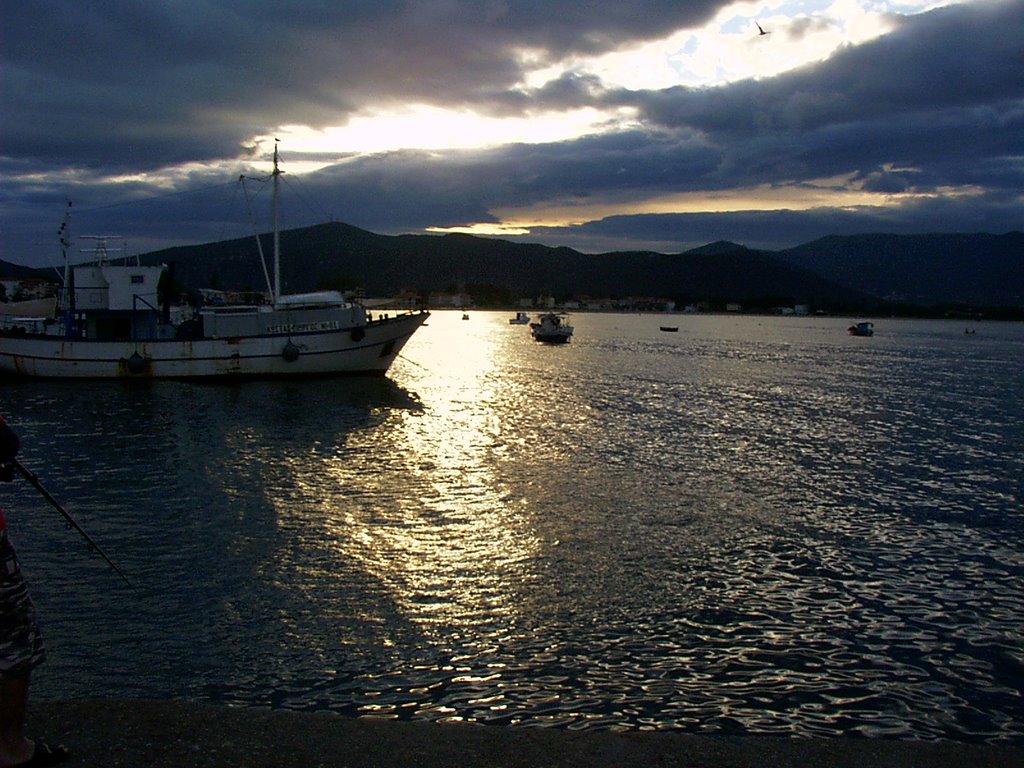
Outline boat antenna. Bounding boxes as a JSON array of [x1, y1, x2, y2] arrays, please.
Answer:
[[79, 235, 125, 266], [272, 138, 282, 306]]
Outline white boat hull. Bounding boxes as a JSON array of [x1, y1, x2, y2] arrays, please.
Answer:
[[0, 312, 428, 379]]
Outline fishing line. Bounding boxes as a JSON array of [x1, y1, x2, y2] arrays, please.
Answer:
[[13, 459, 133, 588]]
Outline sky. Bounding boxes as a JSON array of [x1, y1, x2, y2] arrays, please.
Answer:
[[1, 0, 1022, 268]]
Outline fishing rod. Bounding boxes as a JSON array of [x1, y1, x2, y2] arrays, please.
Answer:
[[12, 458, 133, 588]]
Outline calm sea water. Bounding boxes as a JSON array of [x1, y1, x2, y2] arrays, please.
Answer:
[[3, 312, 1023, 743]]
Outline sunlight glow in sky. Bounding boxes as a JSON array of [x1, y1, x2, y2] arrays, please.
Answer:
[[251, 0, 968, 237], [269, 0, 957, 163], [258, 105, 641, 168], [524, 0, 900, 91], [3, 0, 999, 265], [429, 177, 985, 238]]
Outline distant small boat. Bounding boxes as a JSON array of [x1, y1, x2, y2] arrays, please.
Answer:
[[530, 312, 573, 343], [462, 312, 470, 320], [660, 326, 679, 332], [848, 321, 874, 337], [509, 311, 530, 325]]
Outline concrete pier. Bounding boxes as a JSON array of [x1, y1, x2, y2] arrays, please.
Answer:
[[26, 700, 1023, 767]]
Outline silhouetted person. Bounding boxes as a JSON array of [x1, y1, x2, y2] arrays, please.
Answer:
[[0, 416, 68, 767]]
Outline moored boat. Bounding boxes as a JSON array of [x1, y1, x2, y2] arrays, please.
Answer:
[[0, 148, 428, 379], [848, 321, 874, 337], [530, 312, 573, 343], [509, 311, 530, 325]]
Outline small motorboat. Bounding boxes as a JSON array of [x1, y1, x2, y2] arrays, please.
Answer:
[[848, 321, 874, 337], [660, 326, 679, 332], [509, 311, 530, 325], [530, 312, 573, 343]]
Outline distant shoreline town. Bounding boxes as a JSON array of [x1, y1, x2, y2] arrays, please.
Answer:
[[3, 226, 1022, 321]]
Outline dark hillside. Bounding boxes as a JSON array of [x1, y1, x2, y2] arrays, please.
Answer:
[[776, 232, 1024, 306], [10, 227, 1020, 310], [137, 223, 864, 307]]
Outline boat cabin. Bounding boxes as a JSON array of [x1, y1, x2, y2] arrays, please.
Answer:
[[73, 264, 164, 312], [71, 264, 169, 341]]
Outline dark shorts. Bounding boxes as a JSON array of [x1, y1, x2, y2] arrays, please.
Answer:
[[0, 528, 45, 676]]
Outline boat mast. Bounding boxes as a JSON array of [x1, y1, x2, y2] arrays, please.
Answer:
[[272, 139, 281, 305], [57, 200, 76, 337], [57, 201, 72, 311]]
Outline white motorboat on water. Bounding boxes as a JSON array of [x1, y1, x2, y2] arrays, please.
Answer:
[[530, 312, 573, 343], [0, 147, 428, 379]]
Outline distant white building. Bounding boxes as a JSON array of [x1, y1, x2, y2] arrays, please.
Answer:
[[1, 278, 56, 302], [428, 292, 471, 308]]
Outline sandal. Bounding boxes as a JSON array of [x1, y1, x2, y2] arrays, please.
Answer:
[[11, 742, 69, 768]]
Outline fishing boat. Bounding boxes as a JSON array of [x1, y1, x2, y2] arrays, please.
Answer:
[[848, 321, 874, 337], [509, 311, 530, 325], [530, 312, 573, 343], [0, 147, 428, 379]]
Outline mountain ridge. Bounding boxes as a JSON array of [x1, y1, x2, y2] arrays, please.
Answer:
[[3, 226, 1021, 310]]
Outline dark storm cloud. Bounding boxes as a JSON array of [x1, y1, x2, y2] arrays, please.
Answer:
[[1, 0, 1022, 266], [280, 129, 721, 236], [627, 1, 1024, 158], [0, 0, 724, 171], [634, 3, 1023, 200], [521, 0, 1024, 249], [325, 0, 1024, 244]]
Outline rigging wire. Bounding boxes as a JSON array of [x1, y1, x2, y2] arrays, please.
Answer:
[[239, 174, 274, 297], [214, 178, 244, 245], [70, 157, 337, 238], [280, 173, 336, 226], [53, 155, 338, 279], [70, 180, 238, 214]]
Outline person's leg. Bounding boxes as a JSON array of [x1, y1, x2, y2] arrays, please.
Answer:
[[0, 671, 34, 767], [0, 531, 61, 767]]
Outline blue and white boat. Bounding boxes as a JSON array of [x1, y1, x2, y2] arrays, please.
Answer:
[[0, 148, 428, 379]]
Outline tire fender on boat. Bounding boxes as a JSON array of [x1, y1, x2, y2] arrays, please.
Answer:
[[125, 352, 147, 375], [282, 341, 301, 362]]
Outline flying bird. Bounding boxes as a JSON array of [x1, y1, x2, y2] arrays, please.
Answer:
[[756, 21, 769, 36]]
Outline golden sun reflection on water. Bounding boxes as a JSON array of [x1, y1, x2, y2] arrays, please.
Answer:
[[12, 314, 1024, 738], [276, 311, 545, 638]]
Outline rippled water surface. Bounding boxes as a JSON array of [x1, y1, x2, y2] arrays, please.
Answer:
[[3, 313, 1023, 742]]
